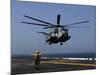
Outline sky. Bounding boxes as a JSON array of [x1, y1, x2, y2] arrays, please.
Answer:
[[11, 0, 96, 55]]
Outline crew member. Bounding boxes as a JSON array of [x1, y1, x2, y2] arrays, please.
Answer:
[[33, 50, 41, 70]]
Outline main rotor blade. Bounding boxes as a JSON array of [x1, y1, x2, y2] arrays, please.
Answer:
[[24, 15, 55, 25], [43, 20, 89, 29], [43, 25, 65, 29], [66, 26, 89, 28], [37, 32, 48, 35], [43, 26, 56, 29], [57, 14, 60, 25], [43, 25, 89, 29], [68, 26, 89, 28], [21, 22, 49, 26], [63, 20, 89, 26]]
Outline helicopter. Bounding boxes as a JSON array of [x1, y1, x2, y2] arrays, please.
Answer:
[[22, 14, 89, 45]]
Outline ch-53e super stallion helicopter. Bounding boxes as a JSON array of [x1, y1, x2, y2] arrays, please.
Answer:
[[22, 14, 89, 45]]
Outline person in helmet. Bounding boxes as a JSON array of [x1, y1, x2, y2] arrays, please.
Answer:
[[33, 50, 41, 70]]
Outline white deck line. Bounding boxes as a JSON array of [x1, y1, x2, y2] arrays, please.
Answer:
[[41, 57, 96, 60]]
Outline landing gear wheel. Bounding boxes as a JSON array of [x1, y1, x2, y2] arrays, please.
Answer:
[[49, 42, 52, 45], [60, 42, 63, 45]]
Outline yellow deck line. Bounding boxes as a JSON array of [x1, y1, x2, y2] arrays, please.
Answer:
[[41, 61, 96, 67]]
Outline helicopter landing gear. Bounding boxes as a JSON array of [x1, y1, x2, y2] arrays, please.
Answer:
[[60, 42, 63, 45], [49, 42, 52, 45]]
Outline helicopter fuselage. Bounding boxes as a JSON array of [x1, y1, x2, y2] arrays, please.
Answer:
[[46, 27, 71, 45]]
